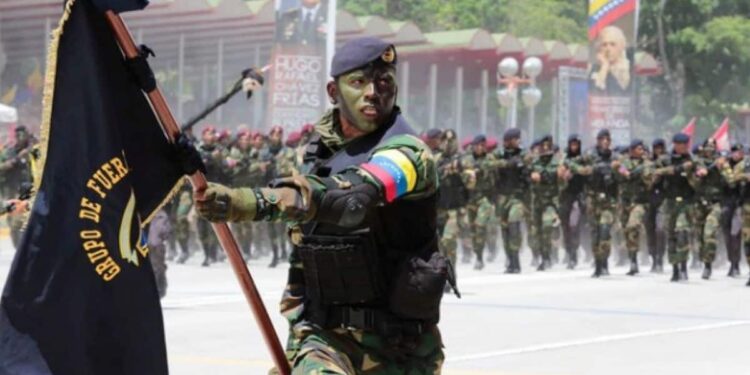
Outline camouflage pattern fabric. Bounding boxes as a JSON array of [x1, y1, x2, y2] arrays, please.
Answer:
[[692, 200, 721, 263], [660, 198, 693, 264]]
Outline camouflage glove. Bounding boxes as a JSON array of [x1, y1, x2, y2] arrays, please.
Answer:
[[196, 183, 257, 222]]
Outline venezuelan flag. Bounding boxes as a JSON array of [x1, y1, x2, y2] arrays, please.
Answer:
[[588, 0, 637, 41], [361, 149, 418, 203]]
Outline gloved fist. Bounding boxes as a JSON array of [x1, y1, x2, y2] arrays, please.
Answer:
[[195, 183, 256, 222], [173, 133, 206, 175]]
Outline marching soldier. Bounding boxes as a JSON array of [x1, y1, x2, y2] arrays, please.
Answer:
[[692, 138, 727, 279], [196, 126, 222, 266], [227, 131, 258, 259], [493, 128, 529, 273], [726, 143, 750, 285], [435, 129, 468, 285], [645, 138, 667, 272], [0, 126, 35, 249], [653, 133, 696, 282], [263, 125, 299, 267], [195, 37, 448, 373], [615, 139, 653, 276], [462, 135, 496, 270], [528, 135, 563, 271], [560, 134, 588, 269], [721, 143, 744, 277], [568, 129, 619, 277]]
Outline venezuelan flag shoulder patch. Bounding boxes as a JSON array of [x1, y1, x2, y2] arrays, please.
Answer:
[[361, 149, 418, 202]]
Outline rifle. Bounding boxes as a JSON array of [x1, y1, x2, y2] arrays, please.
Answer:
[[1, 182, 33, 215], [181, 67, 268, 133]]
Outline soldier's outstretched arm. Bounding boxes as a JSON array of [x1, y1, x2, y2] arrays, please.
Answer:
[[195, 134, 437, 226]]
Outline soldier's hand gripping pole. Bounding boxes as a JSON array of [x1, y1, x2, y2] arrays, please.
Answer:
[[103, 11, 291, 375], [181, 67, 268, 133]]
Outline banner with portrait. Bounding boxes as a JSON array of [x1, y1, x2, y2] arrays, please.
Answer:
[[268, 0, 333, 130], [587, 0, 639, 145]]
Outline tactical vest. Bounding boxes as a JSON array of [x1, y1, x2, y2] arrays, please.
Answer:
[[662, 153, 694, 200], [437, 152, 468, 210], [496, 148, 526, 197], [619, 157, 649, 204], [296, 114, 441, 327], [694, 155, 723, 202], [588, 148, 618, 198], [562, 152, 586, 196]]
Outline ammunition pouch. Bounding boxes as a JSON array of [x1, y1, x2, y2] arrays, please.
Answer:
[[325, 306, 428, 337], [388, 252, 455, 323], [297, 234, 384, 306]]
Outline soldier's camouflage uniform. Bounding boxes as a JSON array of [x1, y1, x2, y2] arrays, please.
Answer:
[[726, 156, 750, 272], [560, 148, 589, 268], [461, 150, 496, 269], [264, 142, 299, 266], [569, 147, 619, 269], [435, 146, 468, 270], [493, 146, 529, 271], [528, 152, 562, 269], [653, 152, 697, 267], [692, 152, 726, 266], [0, 141, 33, 249], [616, 154, 652, 258], [173, 182, 193, 263], [277, 110, 444, 374], [196, 141, 224, 265], [228, 144, 265, 259]]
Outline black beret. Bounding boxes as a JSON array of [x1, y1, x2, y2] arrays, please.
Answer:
[[731, 143, 744, 152], [568, 133, 580, 143], [331, 37, 397, 78], [691, 143, 701, 154], [652, 138, 665, 147], [14, 125, 27, 133], [426, 128, 443, 140], [472, 134, 487, 145], [596, 129, 610, 139], [503, 128, 521, 141], [540, 134, 553, 144], [629, 138, 643, 149], [672, 132, 690, 144]]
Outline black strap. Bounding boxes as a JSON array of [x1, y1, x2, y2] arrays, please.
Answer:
[[325, 306, 426, 336], [125, 44, 157, 92]]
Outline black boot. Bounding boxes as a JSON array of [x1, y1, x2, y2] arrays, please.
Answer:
[[626, 253, 639, 276], [655, 254, 664, 273], [537, 254, 548, 271], [680, 261, 689, 281], [566, 252, 576, 270], [504, 253, 514, 274], [670, 264, 680, 282], [601, 259, 610, 276], [702, 262, 712, 280], [511, 253, 521, 274], [746, 276, 750, 287], [728, 262, 740, 278], [592, 260, 603, 278]]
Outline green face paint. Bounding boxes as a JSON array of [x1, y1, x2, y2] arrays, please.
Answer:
[[336, 64, 397, 133]]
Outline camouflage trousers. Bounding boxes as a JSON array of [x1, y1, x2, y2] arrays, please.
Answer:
[[438, 208, 466, 268], [619, 201, 646, 254], [740, 203, 750, 266], [587, 195, 617, 261], [559, 193, 587, 255], [148, 244, 167, 298], [660, 198, 693, 265], [485, 205, 500, 260], [197, 218, 219, 261], [463, 197, 493, 262], [232, 221, 254, 259], [496, 195, 526, 255], [283, 323, 444, 374], [174, 217, 191, 256], [531, 197, 559, 259], [692, 200, 721, 264]]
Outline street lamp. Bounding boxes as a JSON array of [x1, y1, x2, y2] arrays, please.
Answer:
[[496, 56, 543, 140]]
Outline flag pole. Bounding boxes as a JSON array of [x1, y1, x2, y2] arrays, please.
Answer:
[[103, 11, 291, 375]]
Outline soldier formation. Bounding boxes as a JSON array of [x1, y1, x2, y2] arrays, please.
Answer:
[[430, 127, 750, 286], [163, 124, 313, 271]]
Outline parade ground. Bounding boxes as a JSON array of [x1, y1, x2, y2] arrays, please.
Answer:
[[1, 240, 747, 375]]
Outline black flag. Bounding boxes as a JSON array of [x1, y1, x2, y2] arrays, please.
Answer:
[[0, 0, 183, 373]]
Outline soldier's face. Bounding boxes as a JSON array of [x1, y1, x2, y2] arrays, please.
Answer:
[[238, 135, 252, 149], [15, 131, 28, 144], [252, 136, 264, 149], [505, 138, 520, 149], [473, 143, 486, 155], [569, 141, 580, 153], [597, 137, 611, 150], [202, 132, 215, 144], [673, 142, 688, 154], [631, 145, 644, 158], [426, 138, 441, 150], [270, 131, 283, 145], [332, 65, 397, 134], [653, 145, 665, 156], [732, 150, 744, 161]]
